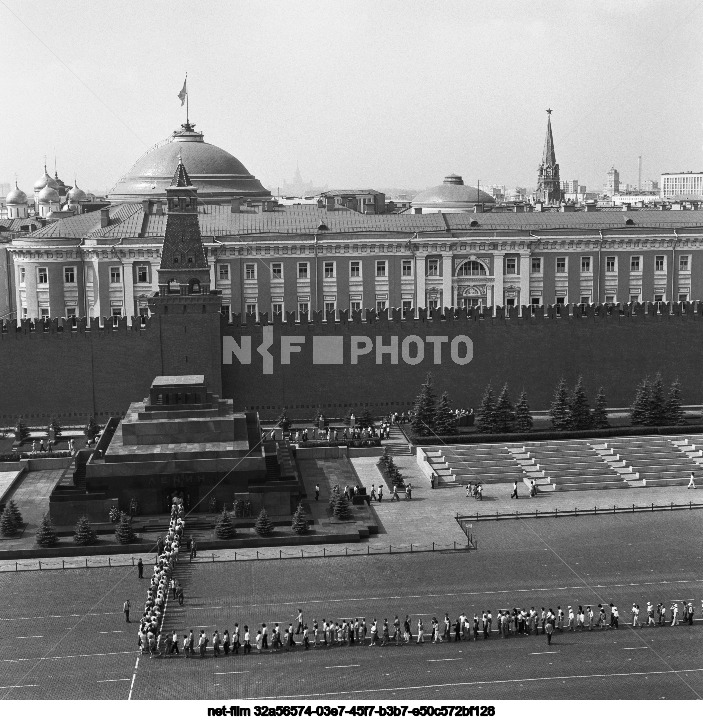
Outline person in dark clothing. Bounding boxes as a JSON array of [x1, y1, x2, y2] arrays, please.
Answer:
[[137, 558, 143, 578]]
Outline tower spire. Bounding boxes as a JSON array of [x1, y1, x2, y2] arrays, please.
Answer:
[[536, 109, 562, 205]]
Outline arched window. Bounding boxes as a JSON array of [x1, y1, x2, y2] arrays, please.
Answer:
[[456, 260, 488, 276], [189, 278, 201, 294]]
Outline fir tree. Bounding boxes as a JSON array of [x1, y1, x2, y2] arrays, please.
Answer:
[[411, 373, 437, 436], [475, 384, 497, 434], [36, 513, 59, 548], [115, 512, 136, 544], [493, 384, 515, 433], [356, 409, 374, 429], [592, 387, 610, 429], [328, 487, 341, 514], [254, 507, 274, 536], [569, 377, 592, 431], [84, 417, 100, 441], [6, 499, 23, 527], [73, 515, 97, 546], [433, 392, 456, 436], [665, 379, 686, 426], [276, 408, 291, 434], [514, 391, 533, 432], [647, 373, 666, 426], [549, 378, 572, 430], [14, 417, 29, 444], [215, 510, 236, 539], [630, 377, 651, 426], [50, 418, 62, 440], [0, 505, 19, 537], [333, 494, 353, 520], [291, 502, 309, 535]]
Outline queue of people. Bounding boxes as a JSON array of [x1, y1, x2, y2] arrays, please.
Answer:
[[153, 598, 700, 657], [136, 501, 185, 656]]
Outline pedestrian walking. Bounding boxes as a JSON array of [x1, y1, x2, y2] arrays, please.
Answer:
[[295, 609, 304, 635], [377, 485, 383, 502], [315, 484, 320, 501], [545, 614, 554, 645], [177, 587, 184, 605], [370, 485, 377, 501], [243, 626, 251, 654], [416, 618, 424, 643], [688, 472, 696, 489], [510, 480, 519, 499], [188, 629, 194, 655], [170, 630, 180, 655], [137, 558, 143, 578], [123, 599, 130, 623]]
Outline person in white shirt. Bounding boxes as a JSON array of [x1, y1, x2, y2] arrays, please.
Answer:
[[671, 603, 679, 625], [688, 472, 696, 489]]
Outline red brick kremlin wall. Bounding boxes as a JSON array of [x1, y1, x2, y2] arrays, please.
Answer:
[[1, 303, 702, 423], [221, 304, 703, 419]]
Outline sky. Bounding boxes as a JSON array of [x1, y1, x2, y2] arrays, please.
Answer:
[[1, 0, 701, 196]]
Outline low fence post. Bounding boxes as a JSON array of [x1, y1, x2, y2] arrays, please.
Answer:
[[410, 543, 413, 553], [432, 541, 435, 551], [652, 502, 654, 512], [15, 561, 17, 572], [85, 557, 88, 568], [131, 557, 134, 566], [345, 547, 348, 556], [367, 545, 370, 555], [235, 552, 237, 561], [38, 560, 41, 570], [279, 550, 282, 559], [108, 557, 111, 567], [323, 548, 325, 557], [632, 504, 635, 513], [671, 502, 673, 511], [389, 545, 392, 554], [62, 560, 65, 569], [690, 501, 692, 510], [453, 541, 456, 550], [613, 505, 616, 514], [212, 553, 215, 563], [256, 550, 259, 560]]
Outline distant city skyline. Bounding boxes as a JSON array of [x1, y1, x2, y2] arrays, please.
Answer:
[[1, 0, 701, 197]]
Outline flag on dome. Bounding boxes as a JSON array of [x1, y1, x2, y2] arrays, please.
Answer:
[[178, 76, 187, 106]]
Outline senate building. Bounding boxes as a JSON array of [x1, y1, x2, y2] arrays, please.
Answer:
[[5, 111, 703, 327]]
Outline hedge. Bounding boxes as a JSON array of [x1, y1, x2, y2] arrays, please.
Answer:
[[296, 439, 381, 448], [409, 423, 703, 446]]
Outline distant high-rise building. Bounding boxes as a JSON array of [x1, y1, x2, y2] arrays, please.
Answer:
[[605, 166, 620, 196], [536, 109, 561, 204]]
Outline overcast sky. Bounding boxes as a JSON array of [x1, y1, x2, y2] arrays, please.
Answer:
[[1, 0, 701, 195]]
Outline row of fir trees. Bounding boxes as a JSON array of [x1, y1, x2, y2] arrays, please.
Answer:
[[629, 374, 685, 426], [476, 385, 533, 434], [410, 374, 457, 437]]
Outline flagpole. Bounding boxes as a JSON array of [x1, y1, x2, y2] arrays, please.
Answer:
[[186, 72, 189, 126]]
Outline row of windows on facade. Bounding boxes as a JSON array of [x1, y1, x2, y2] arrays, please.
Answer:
[[218, 289, 691, 320], [21, 287, 691, 323], [19, 265, 151, 286], [222, 255, 691, 281], [19, 255, 694, 289]]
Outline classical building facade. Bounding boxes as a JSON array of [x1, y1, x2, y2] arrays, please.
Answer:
[[9, 201, 703, 322]]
